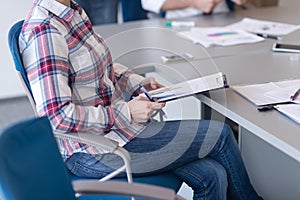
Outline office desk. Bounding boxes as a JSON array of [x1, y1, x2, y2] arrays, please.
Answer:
[[93, 2, 300, 199]]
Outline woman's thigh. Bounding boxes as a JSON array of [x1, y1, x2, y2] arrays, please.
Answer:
[[124, 120, 225, 175], [65, 120, 226, 178]]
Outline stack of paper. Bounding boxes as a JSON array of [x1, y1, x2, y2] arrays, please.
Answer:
[[232, 79, 300, 124], [177, 18, 300, 48], [226, 17, 300, 36], [232, 79, 300, 106], [177, 27, 264, 47]]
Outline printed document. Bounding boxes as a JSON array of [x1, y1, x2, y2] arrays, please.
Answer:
[[177, 27, 264, 47], [226, 18, 300, 36], [232, 78, 300, 106]]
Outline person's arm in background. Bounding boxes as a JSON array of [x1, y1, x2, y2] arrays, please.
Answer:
[[142, 0, 223, 15], [224, 0, 247, 12], [231, 0, 247, 5]]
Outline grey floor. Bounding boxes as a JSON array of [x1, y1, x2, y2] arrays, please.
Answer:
[[0, 96, 35, 131]]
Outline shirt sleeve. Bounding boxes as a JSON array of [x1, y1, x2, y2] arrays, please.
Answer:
[[113, 63, 145, 95], [20, 23, 132, 134], [141, 0, 166, 14]]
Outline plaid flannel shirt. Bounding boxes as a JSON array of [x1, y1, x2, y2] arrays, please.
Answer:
[[19, 0, 146, 160]]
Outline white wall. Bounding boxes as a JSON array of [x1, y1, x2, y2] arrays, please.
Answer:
[[1, 0, 32, 99]]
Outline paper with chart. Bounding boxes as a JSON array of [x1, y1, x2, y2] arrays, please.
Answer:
[[226, 18, 300, 36], [177, 27, 264, 47], [232, 78, 300, 106], [144, 72, 228, 102]]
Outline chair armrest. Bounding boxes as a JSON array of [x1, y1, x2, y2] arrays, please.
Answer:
[[54, 132, 119, 153], [72, 180, 184, 200], [54, 132, 133, 182]]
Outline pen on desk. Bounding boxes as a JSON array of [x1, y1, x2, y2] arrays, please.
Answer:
[[139, 84, 155, 102], [290, 88, 300, 101], [256, 33, 282, 41]]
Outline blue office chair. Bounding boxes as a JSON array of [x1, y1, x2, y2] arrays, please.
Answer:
[[121, 0, 147, 22], [8, 20, 184, 199], [0, 117, 183, 200]]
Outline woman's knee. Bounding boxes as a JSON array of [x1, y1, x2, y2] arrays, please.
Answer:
[[173, 158, 228, 196], [202, 159, 228, 190]]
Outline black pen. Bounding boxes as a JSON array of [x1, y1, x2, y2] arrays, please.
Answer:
[[290, 88, 300, 101], [256, 33, 282, 41]]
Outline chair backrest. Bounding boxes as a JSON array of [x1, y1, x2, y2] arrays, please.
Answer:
[[121, 0, 147, 22], [0, 117, 76, 200], [8, 20, 37, 114]]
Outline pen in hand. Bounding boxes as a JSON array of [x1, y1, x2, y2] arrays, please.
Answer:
[[139, 84, 168, 118], [139, 84, 155, 102], [290, 88, 300, 101]]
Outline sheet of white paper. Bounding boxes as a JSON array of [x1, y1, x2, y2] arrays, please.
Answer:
[[275, 104, 300, 124], [177, 27, 264, 47], [232, 82, 281, 106], [265, 84, 300, 104], [226, 18, 300, 36], [232, 78, 300, 106]]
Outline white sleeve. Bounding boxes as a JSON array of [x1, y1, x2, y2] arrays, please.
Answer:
[[141, 0, 166, 14]]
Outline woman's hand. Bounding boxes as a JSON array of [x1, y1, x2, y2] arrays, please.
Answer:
[[140, 77, 164, 92], [128, 96, 165, 123]]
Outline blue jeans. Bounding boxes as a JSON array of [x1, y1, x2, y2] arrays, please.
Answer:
[[65, 120, 262, 200], [75, 0, 118, 25]]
